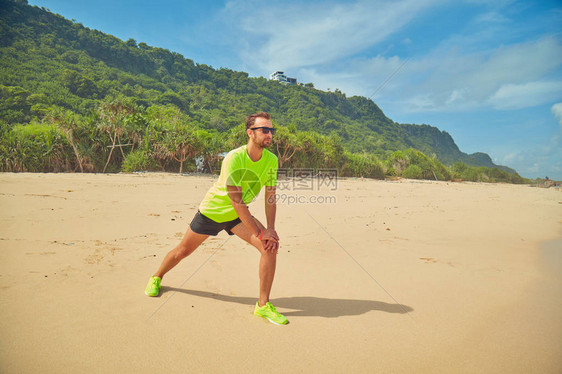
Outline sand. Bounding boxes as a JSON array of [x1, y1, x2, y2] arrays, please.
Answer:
[[0, 172, 560, 373]]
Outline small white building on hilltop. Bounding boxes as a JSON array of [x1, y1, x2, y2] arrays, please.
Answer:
[[270, 71, 297, 85]]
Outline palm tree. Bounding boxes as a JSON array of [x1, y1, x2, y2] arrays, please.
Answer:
[[200, 131, 225, 173], [97, 96, 136, 173], [154, 124, 207, 174], [45, 107, 85, 172], [274, 125, 302, 168]]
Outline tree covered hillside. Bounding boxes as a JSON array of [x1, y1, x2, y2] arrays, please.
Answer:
[[0, 0, 523, 182]]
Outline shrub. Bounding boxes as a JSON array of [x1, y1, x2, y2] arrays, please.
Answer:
[[386, 150, 409, 176], [432, 158, 452, 180], [122, 149, 158, 172], [402, 164, 423, 179], [402, 149, 434, 179], [451, 162, 484, 182], [386, 148, 451, 180], [3, 123, 71, 172], [341, 151, 385, 179]]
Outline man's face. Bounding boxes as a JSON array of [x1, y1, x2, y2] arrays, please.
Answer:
[[247, 117, 274, 148]]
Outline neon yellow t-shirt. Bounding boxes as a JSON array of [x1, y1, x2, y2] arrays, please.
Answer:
[[199, 145, 278, 223]]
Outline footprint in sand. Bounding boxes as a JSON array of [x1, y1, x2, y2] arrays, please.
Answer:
[[420, 257, 458, 267], [86, 249, 104, 264]]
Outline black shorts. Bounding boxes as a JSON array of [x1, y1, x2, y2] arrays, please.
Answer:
[[189, 211, 242, 236]]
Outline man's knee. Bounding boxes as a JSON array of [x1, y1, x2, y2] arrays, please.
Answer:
[[254, 240, 273, 254], [263, 249, 277, 258], [174, 242, 195, 259], [258, 243, 278, 257]]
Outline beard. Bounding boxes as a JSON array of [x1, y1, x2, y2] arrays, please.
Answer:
[[252, 136, 272, 149], [261, 138, 272, 148]]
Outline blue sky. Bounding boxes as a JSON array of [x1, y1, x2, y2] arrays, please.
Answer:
[[30, 0, 562, 179]]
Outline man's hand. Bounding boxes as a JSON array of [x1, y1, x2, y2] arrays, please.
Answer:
[[260, 228, 279, 253]]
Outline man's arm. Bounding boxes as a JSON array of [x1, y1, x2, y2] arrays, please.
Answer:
[[227, 185, 278, 251], [263, 185, 279, 252], [264, 185, 278, 235]]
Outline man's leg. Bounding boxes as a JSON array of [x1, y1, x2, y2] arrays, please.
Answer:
[[154, 227, 209, 279], [230, 219, 276, 307]]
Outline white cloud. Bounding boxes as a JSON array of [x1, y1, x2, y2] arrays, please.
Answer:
[[446, 89, 465, 105], [493, 104, 562, 179], [297, 55, 405, 97], [501, 152, 518, 164], [527, 162, 540, 174], [497, 142, 561, 179], [226, 0, 441, 72], [221, 1, 562, 114], [488, 81, 562, 110], [407, 36, 562, 111], [474, 11, 509, 24], [306, 35, 562, 113], [552, 102, 562, 126]]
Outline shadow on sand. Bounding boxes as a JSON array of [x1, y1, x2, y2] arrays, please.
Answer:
[[162, 287, 413, 318]]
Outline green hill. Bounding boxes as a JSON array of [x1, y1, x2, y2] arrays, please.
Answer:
[[0, 0, 520, 180]]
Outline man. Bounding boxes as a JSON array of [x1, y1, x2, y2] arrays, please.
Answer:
[[144, 112, 288, 325]]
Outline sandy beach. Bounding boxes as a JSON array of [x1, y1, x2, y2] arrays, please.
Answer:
[[0, 172, 560, 373]]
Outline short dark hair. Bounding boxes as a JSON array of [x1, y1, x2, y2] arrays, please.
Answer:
[[245, 112, 271, 129]]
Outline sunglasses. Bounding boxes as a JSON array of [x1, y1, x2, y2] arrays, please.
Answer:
[[250, 127, 277, 135]]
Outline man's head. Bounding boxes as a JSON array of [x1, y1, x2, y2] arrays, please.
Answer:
[[245, 112, 270, 130], [246, 112, 275, 148]]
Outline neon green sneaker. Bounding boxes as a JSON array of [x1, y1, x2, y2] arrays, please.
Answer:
[[254, 301, 288, 325], [144, 276, 161, 297]]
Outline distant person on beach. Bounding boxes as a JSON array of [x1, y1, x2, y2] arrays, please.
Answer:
[[144, 112, 288, 325]]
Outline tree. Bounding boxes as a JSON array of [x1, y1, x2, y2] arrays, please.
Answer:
[[273, 125, 301, 167], [45, 107, 86, 172], [154, 124, 206, 174], [200, 131, 225, 173], [7, 122, 69, 172], [61, 70, 98, 98], [125, 38, 137, 48], [97, 96, 137, 172], [0, 85, 31, 123]]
